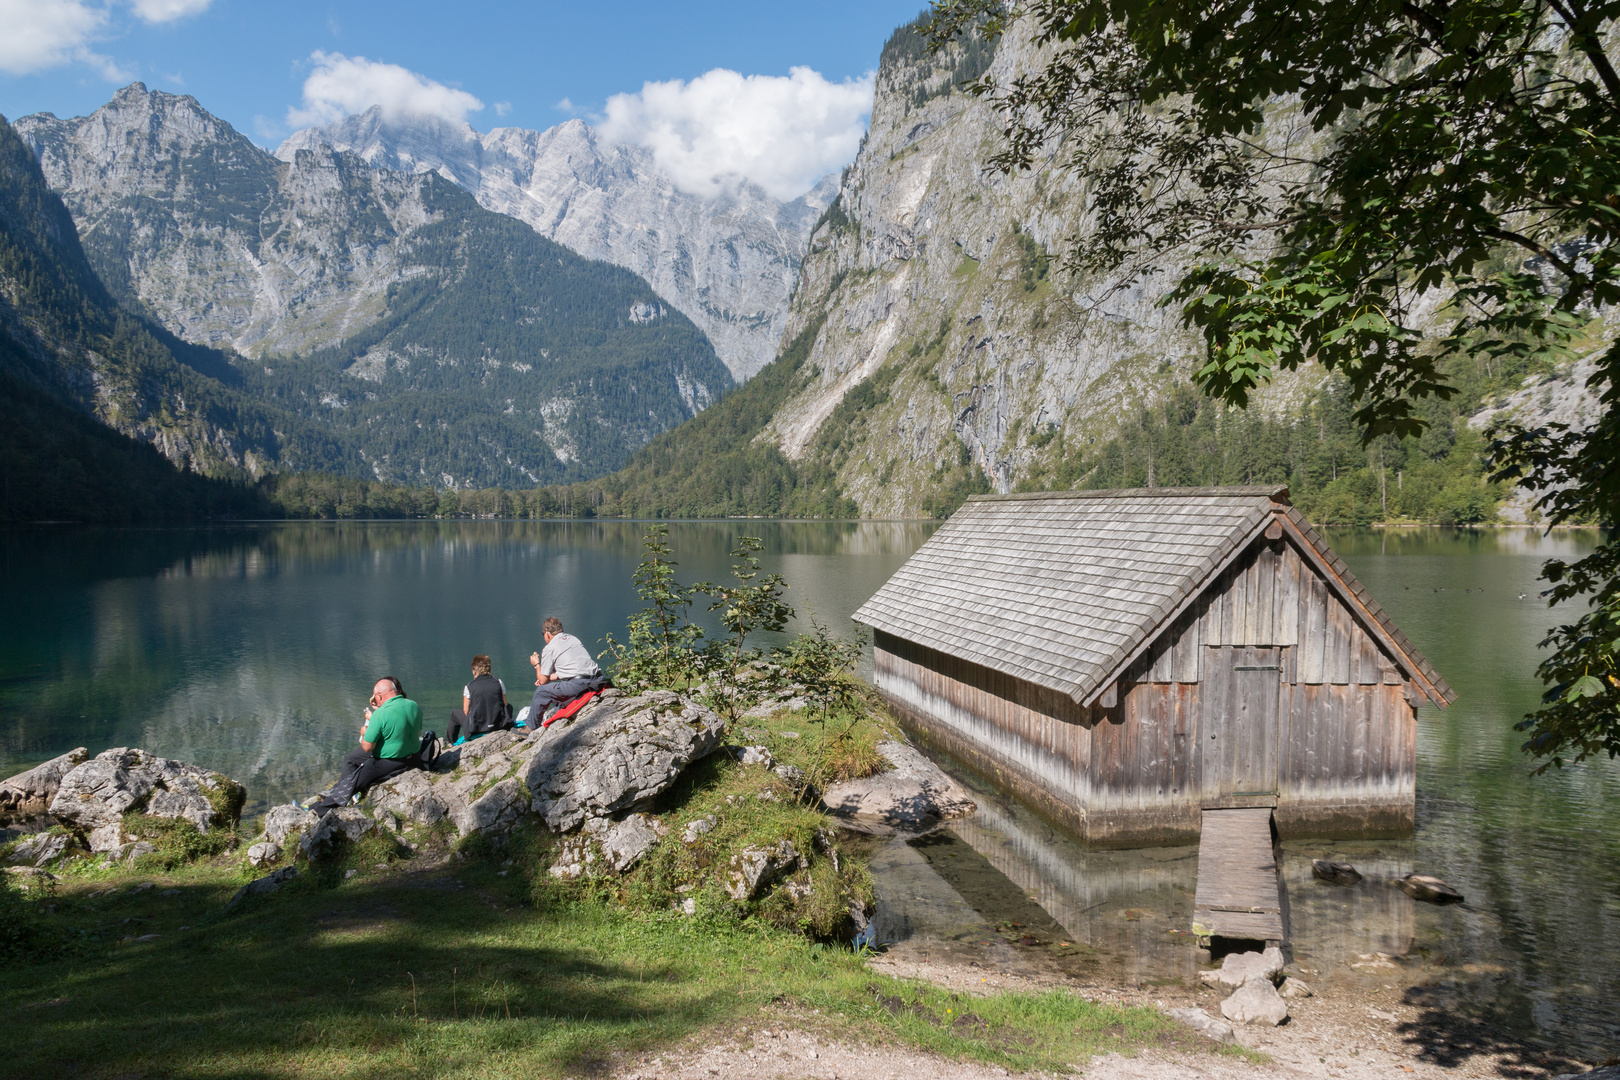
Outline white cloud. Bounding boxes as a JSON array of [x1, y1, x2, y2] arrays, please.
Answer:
[[128, 0, 210, 23], [555, 97, 578, 114], [494, 101, 512, 117], [599, 66, 873, 201], [287, 51, 484, 129], [0, 0, 207, 78], [0, 0, 107, 76]]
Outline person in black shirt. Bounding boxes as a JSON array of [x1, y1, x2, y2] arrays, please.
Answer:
[[446, 654, 511, 745]]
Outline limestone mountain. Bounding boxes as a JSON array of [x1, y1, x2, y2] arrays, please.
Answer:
[[14, 85, 733, 487], [276, 109, 836, 382], [555, 17, 1601, 525], [0, 113, 357, 517]]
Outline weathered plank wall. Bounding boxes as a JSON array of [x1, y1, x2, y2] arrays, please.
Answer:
[[874, 631, 1098, 839], [876, 532, 1419, 845]]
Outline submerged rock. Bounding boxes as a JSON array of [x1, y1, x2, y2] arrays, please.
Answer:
[[1312, 859, 1363, 886], [1221, 976, 1289, 1026], [819, 741, 975, 835], [0, 748, 88, 826], [49, 748, 244, 851], [1396, 874, 1464, 903]]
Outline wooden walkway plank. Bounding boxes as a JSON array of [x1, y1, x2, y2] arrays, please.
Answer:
[[1192, 807, 1285, 943]]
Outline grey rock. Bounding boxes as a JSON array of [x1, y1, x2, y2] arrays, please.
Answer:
[[1553, 1067, 1620, 1080], [1200, 947, 1286, 991], [0, 748, 88, 824], [682, 815, 717, 843], [1396, 874, 1465, 904], [106, 841, 156, 863], [590, 813, 666, 874], [1221, 977, 1290, 1026], [226, 867, 299, 909], [523, 692, 725, 833], [50, 748, 244, 841], [1279, 976, 1313, 999], [300, 807, 376, 860], [736, 746, 775, 767], [88, 823, 126, 853], [726, 840, 801, 901], [820, 741, 975, 835], [450, 777, 528, 837], [8, 832, 69, 867], [1166, 1007, 1236, 1044], [367, 769, 448, 826], [264, 804, 318, 845], [247, 841, 282, 868]]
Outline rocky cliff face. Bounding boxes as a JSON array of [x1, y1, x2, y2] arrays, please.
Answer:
[[16, 86, 427, 359], [277, 110, 835, 382], [749, 26, 1225, 516], [12, 85, 734, 487], [759, 24, 1611, 519]]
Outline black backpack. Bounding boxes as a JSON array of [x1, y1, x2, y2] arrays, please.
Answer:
[[413, 731, 442, 772]]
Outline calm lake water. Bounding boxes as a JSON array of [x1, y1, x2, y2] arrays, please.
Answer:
[[1, 522, 1615, 1054]]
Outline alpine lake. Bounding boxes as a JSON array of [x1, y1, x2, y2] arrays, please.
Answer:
[[1, 521, 1615, 1056]]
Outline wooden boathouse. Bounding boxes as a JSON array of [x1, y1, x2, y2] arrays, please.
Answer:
[[854, 486, 1454, 853]]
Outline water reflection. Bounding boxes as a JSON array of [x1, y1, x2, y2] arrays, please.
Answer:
[[0, 520, 937, 809]]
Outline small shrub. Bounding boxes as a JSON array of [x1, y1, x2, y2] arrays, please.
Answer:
[[125, 813, 236, 870], [0, 873, 66, 964]]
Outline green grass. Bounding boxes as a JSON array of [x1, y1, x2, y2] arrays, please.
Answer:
[[0, 849, 1206, 1079]]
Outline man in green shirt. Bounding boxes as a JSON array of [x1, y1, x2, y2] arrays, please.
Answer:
[[308, 676, 424, 812]]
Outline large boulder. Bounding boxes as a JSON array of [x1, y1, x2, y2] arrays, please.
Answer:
[[820, 741, 976, 835], [50, 748, 245, 852], [522, 691, 725, 833], [1221, 976, 1290, 1026], [0, 748, 88, 826], [1199, 947, 1286, 991]]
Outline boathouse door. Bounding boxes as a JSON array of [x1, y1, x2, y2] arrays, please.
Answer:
[[1203, 645, 1282, 807]]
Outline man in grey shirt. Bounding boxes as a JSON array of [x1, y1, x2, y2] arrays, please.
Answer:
[[527, 616, 605, 721]]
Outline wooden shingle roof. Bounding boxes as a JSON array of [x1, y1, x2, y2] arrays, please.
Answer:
[[854, 486, 1453, 707]]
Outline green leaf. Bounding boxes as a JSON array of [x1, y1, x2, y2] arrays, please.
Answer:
[[1566, 675, 1605, 702]]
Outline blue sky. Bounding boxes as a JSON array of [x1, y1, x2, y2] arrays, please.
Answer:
[[2, 0, 925, 195]]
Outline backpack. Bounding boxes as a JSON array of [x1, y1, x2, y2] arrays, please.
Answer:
[[414, 731, 443, 772]]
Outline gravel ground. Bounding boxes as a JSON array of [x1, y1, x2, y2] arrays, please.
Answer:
[[597, 946, 1602, 1080]]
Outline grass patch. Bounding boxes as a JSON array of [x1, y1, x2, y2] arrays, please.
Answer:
[[122, 811, 237, 870], [0, 854, 1203, 1079]]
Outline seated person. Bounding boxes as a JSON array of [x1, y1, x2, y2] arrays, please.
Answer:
[[447, 654, 511, 744], [528, 617, 607, 722], [306, 676, 423, 812]]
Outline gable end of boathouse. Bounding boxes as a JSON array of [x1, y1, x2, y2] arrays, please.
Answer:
[[853, 486, 1454, 846]]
